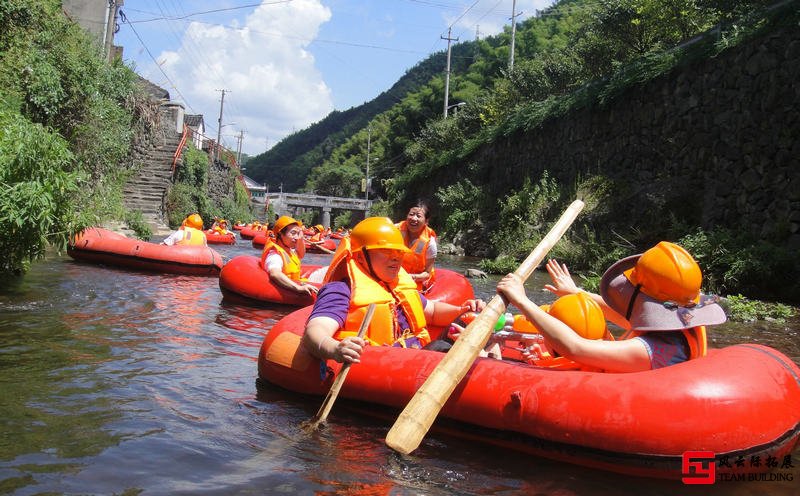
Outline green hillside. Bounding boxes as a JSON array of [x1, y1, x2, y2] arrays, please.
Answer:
[[244, 0, 799, 303], [244, 52, 447, 191]]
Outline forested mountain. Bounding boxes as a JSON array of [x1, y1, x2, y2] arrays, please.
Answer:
[[244, 51, 449, 191], [244, 0, 583, 192], [239, 0, 800, 305], [248, 0, 776, 211]]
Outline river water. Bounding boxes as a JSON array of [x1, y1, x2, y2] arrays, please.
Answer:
[[0, 237, 797, 495]]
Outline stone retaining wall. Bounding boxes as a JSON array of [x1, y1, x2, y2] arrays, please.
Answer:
[[469, 20, 799, 248]]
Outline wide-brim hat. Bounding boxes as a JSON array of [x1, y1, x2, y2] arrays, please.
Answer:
[[599, 254, 727, 331]]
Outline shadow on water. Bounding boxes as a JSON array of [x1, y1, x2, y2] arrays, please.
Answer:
[[0, 246, 796, 495]]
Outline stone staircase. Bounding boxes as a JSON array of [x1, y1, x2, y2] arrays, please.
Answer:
[[123, 130, 183, 235]]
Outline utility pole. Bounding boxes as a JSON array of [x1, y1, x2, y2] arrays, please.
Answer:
[[364, 126, 371, 200], [215, 89, 227, 161], [474, 25, 481, 60], [236, 130, 245, 165], [103, 0, 121, 62], [509, 0, 522, 70], [442, 27, 458, 118]]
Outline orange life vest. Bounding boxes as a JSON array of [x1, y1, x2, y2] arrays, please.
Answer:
[[177, 226, 207, 246], [260, 240, 303, 281], [325, 240, 430, 347], [396, 221, 436, 289]]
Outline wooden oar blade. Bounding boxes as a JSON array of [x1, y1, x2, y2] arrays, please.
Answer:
[[385, 200, 584, 454], [304, 303, 376, 431]]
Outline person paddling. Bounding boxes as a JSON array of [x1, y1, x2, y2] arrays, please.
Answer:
[[261, 215, 318, 298], [496, 241, 727, 373], [302, 217, 483, 364]]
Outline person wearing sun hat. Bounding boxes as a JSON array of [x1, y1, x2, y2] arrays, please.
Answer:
[[497, 241, 727, 373]]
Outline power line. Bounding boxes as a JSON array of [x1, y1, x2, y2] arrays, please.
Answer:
[[150, 0, 249, 131], [119, 10, 195, 112], [126, 1, 292, 24]]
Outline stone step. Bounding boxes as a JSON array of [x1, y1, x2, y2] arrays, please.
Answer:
[[122, 117, 186, 229], [125, 189, 166, 196], [125, 181, 168, 189]]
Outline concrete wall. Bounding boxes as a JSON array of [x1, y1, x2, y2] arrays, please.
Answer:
[[62, 0, 110, 46]]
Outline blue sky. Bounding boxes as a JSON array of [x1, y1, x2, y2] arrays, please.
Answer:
[[115, 1, 556, 156]]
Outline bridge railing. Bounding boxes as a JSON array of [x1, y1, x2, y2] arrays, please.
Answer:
[[265, 192, 372, 211]]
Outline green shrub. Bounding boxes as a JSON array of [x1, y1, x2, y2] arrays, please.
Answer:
[[123, 210, 153, 240], [367, 199, 392, 218], [489, 172, 561, 259], [435, 179, 484, 238], [478, 255, 518, 274], [725, 294, 796, 323], [333, 211, 352, 229], [165, 183, 199, 229], [0, 107, 90, 272], [175, 144, 209, 189], [678, 228, 800, 302]]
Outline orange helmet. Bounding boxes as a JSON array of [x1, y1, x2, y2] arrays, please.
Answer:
[[185, 214, 203, 230], [624, 241, 702, 306], [350, 217, 410, 253], [272, 215, 301, 235], [548, 293, 607, 340]]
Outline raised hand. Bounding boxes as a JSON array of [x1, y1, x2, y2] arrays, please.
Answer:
[[543, 259, 580, 296]]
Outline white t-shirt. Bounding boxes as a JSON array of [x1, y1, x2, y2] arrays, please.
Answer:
[[161, 230, 186, 246], [426, 237, 438, 260], [265, 250, 284, 272]]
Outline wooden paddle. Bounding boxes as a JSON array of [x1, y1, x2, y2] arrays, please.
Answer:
[[313, 244, 336, 255], [304, 303, 376, 430], [384, 199, 585, 454], [306, 239, 335, 255]]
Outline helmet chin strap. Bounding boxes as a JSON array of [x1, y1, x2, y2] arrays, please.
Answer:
[[626, 284, 643, 321]]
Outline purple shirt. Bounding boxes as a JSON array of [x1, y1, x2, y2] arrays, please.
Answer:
[[635, 332, 689, 369], [308, 281, 427, 331]]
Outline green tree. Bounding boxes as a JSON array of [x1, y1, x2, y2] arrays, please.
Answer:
[[0, 107, 92, 272]]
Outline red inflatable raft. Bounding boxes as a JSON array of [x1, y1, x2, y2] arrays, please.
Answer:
[[305, 238, 337, 253], [204, 230, 236, 245], [251, 231, 270, 249], [218, 255, 327, 307], [68, 227, 224, 276], [239, 225, 266, 240], [258, 307, 800, 480]]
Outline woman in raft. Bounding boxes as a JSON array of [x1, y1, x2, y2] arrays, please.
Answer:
[[261, 215, 318, 298], [395, 201, 438, 291], [496, 241, 727, 372], [302, 217, 484, 364]]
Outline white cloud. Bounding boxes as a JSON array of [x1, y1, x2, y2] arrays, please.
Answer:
[[158, 0, 333, 156], [448, 0, 557, 38]]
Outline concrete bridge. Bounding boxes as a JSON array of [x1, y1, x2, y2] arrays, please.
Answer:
[[260, 192, 372, 227]]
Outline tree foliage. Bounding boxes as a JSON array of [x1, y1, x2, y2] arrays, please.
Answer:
[[0, 107, 90, 272], [0, 0, 146, 273]]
